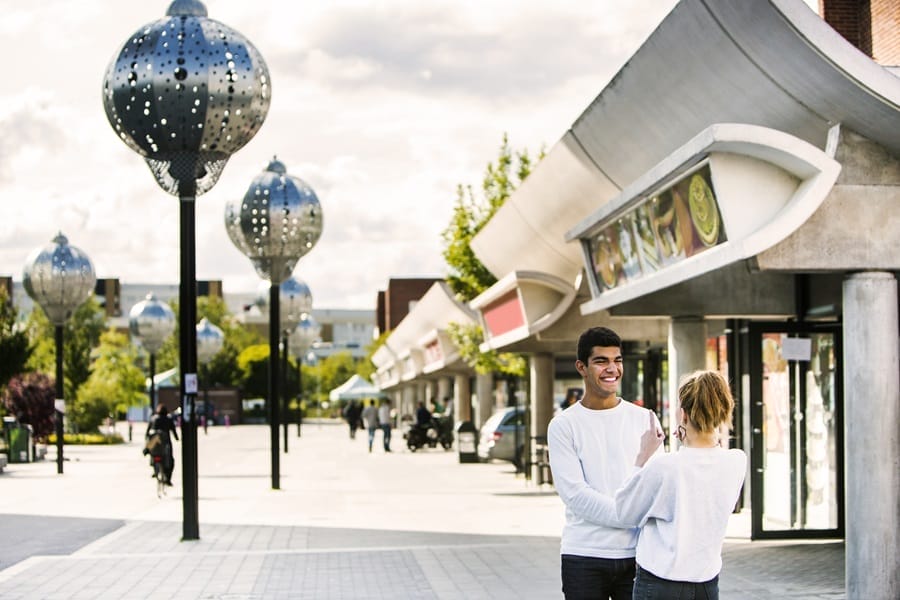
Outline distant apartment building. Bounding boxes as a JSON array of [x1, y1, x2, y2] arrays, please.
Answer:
[[7, 278, 374, 359], [375, 277, 442, 335]]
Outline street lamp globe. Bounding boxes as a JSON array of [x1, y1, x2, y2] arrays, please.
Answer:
[[129, 293, 176, 355], [256, 276, 313, 335], [129, 293, 176, 413], [102, 0, 270, 196], [23, 232, 96, 327], [224, 157, 323, 285], [196, 317, 224, 365], [22, 232, 96, 475], [289, 313, 321, 359]]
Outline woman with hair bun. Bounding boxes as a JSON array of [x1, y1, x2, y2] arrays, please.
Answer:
[[600, 370, 746, 599]]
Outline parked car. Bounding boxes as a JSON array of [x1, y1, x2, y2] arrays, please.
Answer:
[[477, 407, 526, 467]]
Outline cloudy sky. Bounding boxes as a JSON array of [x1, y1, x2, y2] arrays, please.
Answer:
[[6, 0, 809, 310]]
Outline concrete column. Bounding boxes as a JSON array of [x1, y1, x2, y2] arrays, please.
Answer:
[[475, 372, 494, 428], [667, 317, 708, 444], [530, 353, 554, 481], [454, 374, 471, 422], [437, 377, 451, 412], [530, 353, 554, 440], [843, 271, 899, 600]]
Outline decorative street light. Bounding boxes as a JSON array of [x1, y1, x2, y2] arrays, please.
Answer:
[[256, 276, 312, 450], [129, 293, 176, 414], [225, 157, 322, 488], [288, 313, 321, 437], [103, 0, 271, 539], [23, 232, 96, 475], [196, 317, 224, 434]]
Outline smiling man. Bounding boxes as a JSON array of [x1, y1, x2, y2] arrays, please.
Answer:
[[548, 326, 662, 600]]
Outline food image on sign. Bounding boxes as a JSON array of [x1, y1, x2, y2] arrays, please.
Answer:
[[587, 164, 726, 294], [616, 214, 642, 281], [634, 204, 661, 273], [651, 191, 685, 265], [688, 173, 721, 246], [591, 229, 623, 289]]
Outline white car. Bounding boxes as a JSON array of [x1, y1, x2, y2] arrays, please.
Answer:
[[477, 407, 527, 467]]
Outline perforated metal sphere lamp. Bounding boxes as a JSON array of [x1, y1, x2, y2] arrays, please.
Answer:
[[23, 233, 96, 475], [102, 0, 270, 538], [225, 157, 322, 486], [129, 293, 176, 413]]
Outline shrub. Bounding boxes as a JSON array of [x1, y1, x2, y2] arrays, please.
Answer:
[[2, 372, 56, 441]]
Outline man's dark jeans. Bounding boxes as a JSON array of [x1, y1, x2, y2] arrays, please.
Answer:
[[561, 554, 635, 599], [633, 564, 719, 600]]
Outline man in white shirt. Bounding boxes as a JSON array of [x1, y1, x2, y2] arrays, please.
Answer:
[[548, 326, 662, 599]]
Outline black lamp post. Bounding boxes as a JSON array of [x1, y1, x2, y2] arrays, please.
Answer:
[[288, 313, 321, 437], [257, 276, 312, 452], [196, 317, 224, 433], [23, 233, 96, 475], [129, 293, 176, 414], [103, 0, 270, 539], [225, 158, 322, 489]]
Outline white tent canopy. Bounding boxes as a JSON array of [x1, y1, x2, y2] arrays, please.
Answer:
[[328, 374, 385, 402]]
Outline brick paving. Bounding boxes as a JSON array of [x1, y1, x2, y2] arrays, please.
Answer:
[[0, 421, 844, 598]]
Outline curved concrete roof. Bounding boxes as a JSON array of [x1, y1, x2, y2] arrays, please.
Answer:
[[470, 0, 900, 283], [379, 281, 477, 367]]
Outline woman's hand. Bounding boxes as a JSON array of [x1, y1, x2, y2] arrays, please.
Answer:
[[636, 410, 664, 467]]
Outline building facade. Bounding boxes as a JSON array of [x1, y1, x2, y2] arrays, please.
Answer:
[[371, 1, 899, 597]]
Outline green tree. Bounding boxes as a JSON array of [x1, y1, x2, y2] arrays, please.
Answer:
[[74, 329, 147, 431], [155, 295, 262, 387], [0, 288, 32, 395], [237, 344, 271, 399], [441, 133, 542, 301], [317, 352, 357, 402], [446, 322, 526, 377], [26, 297, 106, 403]]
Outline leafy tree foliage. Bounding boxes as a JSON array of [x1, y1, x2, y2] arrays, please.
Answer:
[[0, 288, 31, 394], [237, 344, 271, 399], [441, 133, 542, 301], [2, 372, 56, 440], [74, 329, 147, 431], [445, 322, 526, 377], [155, 296, 261, 388], [26, 297, 105, 403]]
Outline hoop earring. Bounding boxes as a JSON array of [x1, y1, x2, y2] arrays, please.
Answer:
[[676, 425, 687, 441]]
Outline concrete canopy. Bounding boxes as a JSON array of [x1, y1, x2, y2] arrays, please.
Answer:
[[469, 0, 900, 296], [372, 282, 478, 389]]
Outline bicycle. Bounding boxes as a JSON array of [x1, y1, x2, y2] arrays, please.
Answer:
[[152, 454, 167, 498]]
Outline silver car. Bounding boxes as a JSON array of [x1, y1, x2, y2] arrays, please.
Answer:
[[477, 407, 527, 466]]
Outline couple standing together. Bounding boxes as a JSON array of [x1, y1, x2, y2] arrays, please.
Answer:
[[548, 327, 746, 600]]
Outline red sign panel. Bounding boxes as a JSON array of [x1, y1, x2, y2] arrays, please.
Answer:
[[482, 290, 525, 337]]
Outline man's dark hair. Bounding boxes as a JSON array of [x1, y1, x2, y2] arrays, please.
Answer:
[[576, 327, 622, 364]]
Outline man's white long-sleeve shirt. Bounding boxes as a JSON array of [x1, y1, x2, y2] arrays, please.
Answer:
[[547, 399, 657, 558]]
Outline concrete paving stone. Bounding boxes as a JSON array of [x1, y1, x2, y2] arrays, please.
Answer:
[[0, 422, 847, 599]]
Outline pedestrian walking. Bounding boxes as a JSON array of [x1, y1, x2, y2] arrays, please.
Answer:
[[548, 326, 662, 600], [378, 399, 392, 452], [343, 400, 363, 439], [361, 400, 379, 453]]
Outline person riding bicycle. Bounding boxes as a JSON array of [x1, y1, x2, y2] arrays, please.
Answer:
[[144, 404, 178, 485]]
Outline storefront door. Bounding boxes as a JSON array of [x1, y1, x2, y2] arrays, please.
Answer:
[[748, 322, 844, 539]]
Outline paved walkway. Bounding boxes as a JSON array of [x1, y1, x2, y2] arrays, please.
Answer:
[[0, 421, 844, 599]]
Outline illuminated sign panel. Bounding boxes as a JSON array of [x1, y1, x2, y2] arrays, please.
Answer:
[[424, 339, 443, 365], [587, 164, 726, 292]]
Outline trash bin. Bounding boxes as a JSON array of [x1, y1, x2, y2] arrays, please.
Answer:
[[456, 421, 479, 463], [9, 425, 32, 463]]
